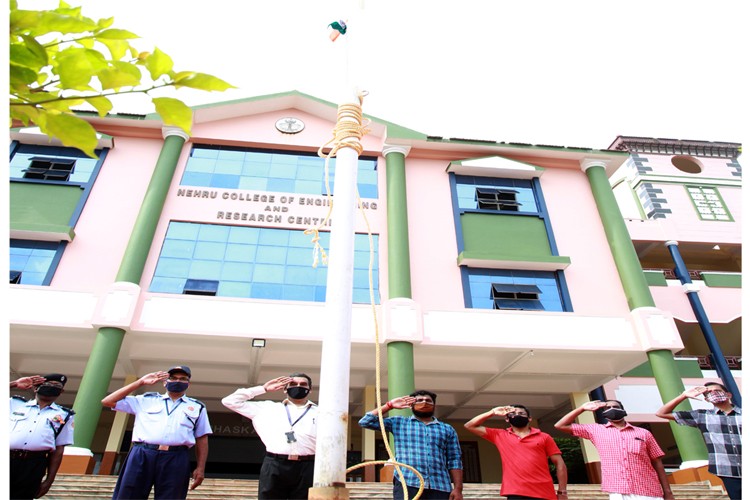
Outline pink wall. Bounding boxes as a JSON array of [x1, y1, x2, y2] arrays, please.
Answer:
[[52, 136, 165, 290]]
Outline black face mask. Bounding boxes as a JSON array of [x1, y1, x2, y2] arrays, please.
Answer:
[[508, 414, 530, 428], [166, 381, 189, 394], [36, 385, 63, 398], [287, 386, 310, 400], [601, 407, 627, 421]]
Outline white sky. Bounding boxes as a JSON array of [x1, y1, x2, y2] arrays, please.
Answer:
[[19, 0, 749, 150]]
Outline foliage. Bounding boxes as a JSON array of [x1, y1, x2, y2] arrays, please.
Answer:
[[9, 0, 235, 157], [550, 437, 589, 484]]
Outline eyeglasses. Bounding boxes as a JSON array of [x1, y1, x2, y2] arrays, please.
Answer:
[[413, 398, 434, 404], [168, 376, 190, 382]]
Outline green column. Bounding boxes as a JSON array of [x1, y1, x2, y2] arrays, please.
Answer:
[[384, 146, 415, 415], [583, 160, 707, 463], [72, 129, 188, 449]]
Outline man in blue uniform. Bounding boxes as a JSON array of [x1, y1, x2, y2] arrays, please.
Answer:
[[102, 365, 211, 500], [9, 373, 75, 499]]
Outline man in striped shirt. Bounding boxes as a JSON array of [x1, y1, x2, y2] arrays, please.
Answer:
[[555, 400, 674, 500], [656, 382, 742, 500], [358, 390, 463, 500]]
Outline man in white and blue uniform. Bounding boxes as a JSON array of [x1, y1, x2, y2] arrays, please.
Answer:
[[102, 365, 211, 500], [9, 373, 75, 499]]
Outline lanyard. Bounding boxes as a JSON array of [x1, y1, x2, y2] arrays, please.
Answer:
[[285, 403, 312, 428], [165, 398, 183, 416]]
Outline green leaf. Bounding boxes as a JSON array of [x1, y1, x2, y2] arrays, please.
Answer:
[[10, 9, 42, 33], [143, 47, 174, 80], [153, 97, 193, 134], [9, 43, 47, 72], [37, 11, 97, 35], [98, 38, 131, 61], [9, 62, 39, 88], [10, 105, 40, 127], [95, 17, 115, 30], [55, 47, 107, 90], [37, 110, 99, 157], [172, 72, 236, 91], [85, 96, 114, 117], [95, 28, 138, 40], [97, 61, 143, 90]]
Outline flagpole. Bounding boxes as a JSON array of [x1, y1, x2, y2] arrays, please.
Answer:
[[308, 7, 368, 494]]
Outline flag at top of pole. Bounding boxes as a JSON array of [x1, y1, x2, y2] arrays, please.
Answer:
[[328, 20, 347, 41]]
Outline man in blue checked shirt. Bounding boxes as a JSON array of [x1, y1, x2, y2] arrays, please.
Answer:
[[657, 382, 742, 500], [359, 390, 463, 500]]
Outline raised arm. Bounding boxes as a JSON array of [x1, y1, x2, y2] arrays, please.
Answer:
[[655, 386, 706, 421], [102, 371, 168, 408], [367, 396, 414, 416], [10, 375, 45, 390], [464, 406, 514, 437], [554, 401, 605, 434]]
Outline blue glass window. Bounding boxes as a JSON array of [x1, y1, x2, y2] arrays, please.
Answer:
[[181, 146, 378, 198], [149, 222, 380, 303], [9, 240, 63, 285], [10, 147, 100, 185], [466, 269, 565, 312], [455, 176, 538, 213]]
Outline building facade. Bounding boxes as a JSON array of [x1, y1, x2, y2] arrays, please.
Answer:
[[8, 92, 740, 483]]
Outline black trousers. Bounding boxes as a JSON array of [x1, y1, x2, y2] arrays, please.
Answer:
[[258, 455, 314, 499], [392, 483, 450, 500], [719, 476, 742, 500], [9, 455, 49, 500]]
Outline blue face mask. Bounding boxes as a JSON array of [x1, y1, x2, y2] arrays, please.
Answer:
[[166, 381, 189, 393]]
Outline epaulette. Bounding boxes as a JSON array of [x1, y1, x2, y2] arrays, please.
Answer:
[[58, 404, 75, 416], [11, 395, 28, 402], [143, 392, 160, 397], [185, 396, 206, 408]]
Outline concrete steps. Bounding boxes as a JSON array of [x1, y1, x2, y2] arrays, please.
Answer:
[[45, 474, 729, 499]]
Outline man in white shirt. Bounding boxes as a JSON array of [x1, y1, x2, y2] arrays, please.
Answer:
[[222, 373, 317, 499]]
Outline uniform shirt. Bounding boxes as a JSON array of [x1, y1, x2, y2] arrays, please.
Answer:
[[571, 422, 665, 497], [359, 413, 463, 493], [483, 427, 560, 500], [673, 406, 742, 478], [222, 386, 317, 456], [9, 396, 75, 451], [113, 392, 211, 447]]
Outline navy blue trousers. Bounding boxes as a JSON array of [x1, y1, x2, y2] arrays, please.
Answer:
[[392, 482, 450, 500], [112, 446, 191, 499]]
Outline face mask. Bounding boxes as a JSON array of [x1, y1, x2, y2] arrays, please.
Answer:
[[287, 386, 310, 400], [166, 381, 189, 393], [601, 407, 627, 421], [36, 385, 62, 398], [412, 403, 435, 418], [508, 415, 530, 428], [705, 391, 729, 404]]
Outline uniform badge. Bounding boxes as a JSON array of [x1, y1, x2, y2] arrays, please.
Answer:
[[51, 415, 65, 424], [188, 406, 194, 411]]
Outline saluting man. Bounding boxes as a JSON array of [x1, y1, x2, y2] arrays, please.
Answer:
[[102, 366, 211, 500], [9, 373, 75, 499]]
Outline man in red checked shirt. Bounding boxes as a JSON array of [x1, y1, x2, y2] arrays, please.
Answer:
[[555, 400, 674, 500]]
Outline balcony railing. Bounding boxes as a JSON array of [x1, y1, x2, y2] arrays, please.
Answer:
[[675, 354, 742, 370]]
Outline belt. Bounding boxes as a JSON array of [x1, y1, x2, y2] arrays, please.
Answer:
[[266, 452, 315, 462], [133, 442, 189, 452], [10, 449, 50, 460]]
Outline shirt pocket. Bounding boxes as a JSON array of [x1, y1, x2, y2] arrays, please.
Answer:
[[142, 404, 166, 423], [180, 407, 200, 429], [10, 410, 31, 430], [626, 437, 647, 455]]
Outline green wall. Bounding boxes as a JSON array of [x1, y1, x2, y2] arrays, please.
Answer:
[[10, 183, 82, 234], [461, 213, 553, 259]]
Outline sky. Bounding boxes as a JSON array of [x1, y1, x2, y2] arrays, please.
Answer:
[[17, 0, 749, 150]]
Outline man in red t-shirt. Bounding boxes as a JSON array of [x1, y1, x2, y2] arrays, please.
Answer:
[[465, 405, 568, 500]]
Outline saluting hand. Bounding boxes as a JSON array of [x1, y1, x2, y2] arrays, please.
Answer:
[[581, 401, 607, 412], [682, 386, 708, 400], [389, 396, 416, 409], [14, 375, 46, 390], [139, 371, 169, 386], [491, 406, 516, 417], [263, 376, 293, 392]]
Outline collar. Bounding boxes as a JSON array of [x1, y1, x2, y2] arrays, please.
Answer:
[[283, 399, 316, 407], [161, 393, 186, 402], [26, 399, 60, 410], [504, 426, 540, 436], [715, 405, 741, 416], [409, 415, 438, 424], [604, 420, 634, 430]]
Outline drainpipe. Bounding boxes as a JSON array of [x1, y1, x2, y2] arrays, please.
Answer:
[[581, 159, 707, 463], [665, 241, 741, 407], [72, 127, 189, 450]]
